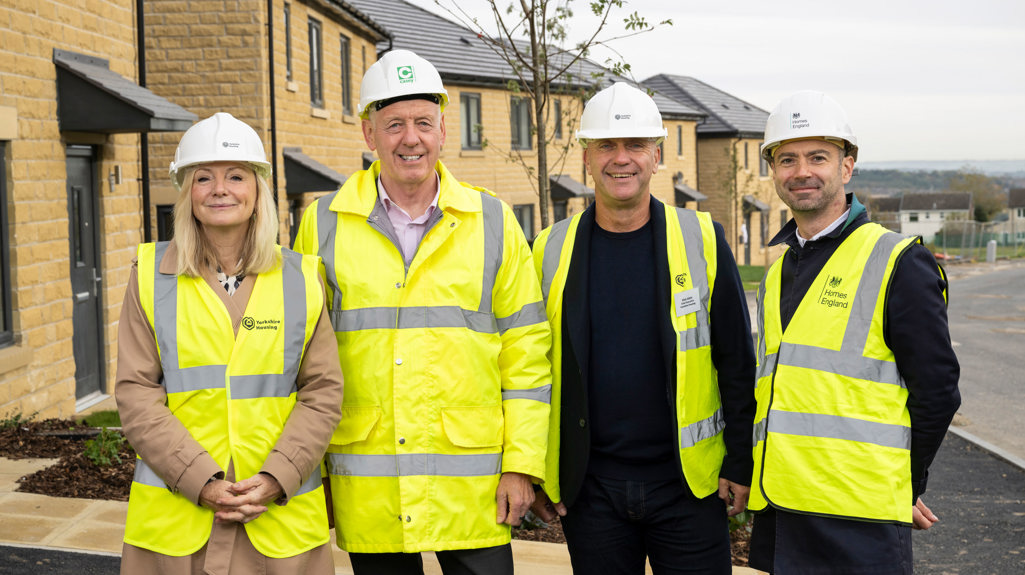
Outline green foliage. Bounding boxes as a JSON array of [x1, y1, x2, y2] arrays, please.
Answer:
[[84, 427, 125, 467], [737, 265, 766, 286], [0, 412, 36, 429], [80, 410, 121, 428], [948, 170, 1006, 222], [729, 510, 754, 533]]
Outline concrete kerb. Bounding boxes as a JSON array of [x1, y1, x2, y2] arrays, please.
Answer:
[[947, 425, 1025, 473]]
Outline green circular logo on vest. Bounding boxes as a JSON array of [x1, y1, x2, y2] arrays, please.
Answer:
[[242, 317, 255, 330]]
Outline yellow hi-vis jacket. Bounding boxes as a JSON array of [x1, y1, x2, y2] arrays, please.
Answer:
[[751, 223, 925, 524], [531, 203, 726, 502], [124, 242, 329, 557], [292, 160, 552, 553]]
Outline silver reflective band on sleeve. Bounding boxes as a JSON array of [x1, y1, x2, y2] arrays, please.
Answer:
[[327, 452, 503, 477], [496, 301, 546, 334], [132, 459, 167, 489], [294, 470, 323, 497], [478, 193, 504, 314], [679, 408, 724, 448], [502, 384, 552, 404], [540, 219, 572, 305], [767, 410, 911, 450], [778, 343, 903, 387], [337, 306, 498, 333]]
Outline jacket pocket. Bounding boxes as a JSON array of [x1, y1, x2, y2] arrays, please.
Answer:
[[441, 405, 504, 448], [331, 406, 382, 446]]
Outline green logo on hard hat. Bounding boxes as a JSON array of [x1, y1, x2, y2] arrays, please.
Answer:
[[397, 65, 415, 84]]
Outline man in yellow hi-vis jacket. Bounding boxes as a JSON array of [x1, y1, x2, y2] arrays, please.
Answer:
[[292, 49, 551, 575], [748, 91, 961, 574]]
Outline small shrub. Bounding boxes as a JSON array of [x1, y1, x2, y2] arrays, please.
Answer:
[[729, 510, 754, 533], [84, 427, 125, 467], [0, 412, 35, 429]]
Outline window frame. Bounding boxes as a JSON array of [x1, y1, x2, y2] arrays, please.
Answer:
[[460, 92, 482, 150], [553, 99, 563, 140], [308, 17, 324, 108], [0, 141, 11, 347], [759, 142, 769, 177], [284, 3, 293, 81], [339, 33, 352, 115], [156, 204, 174, 241], [676, 125, 683, 156], [510, 97, 532, 151], [513, 204, 534, 238]]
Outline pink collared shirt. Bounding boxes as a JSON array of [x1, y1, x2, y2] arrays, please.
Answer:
[[378, 175, 440, 265]]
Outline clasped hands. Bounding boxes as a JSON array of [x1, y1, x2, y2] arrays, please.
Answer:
[[200, 473, 284, 524]]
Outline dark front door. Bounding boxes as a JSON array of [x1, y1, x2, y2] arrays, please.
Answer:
[[66, 145, 104, 401]]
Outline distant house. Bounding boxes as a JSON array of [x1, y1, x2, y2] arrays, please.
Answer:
[[900, 192, 973, 243], [862, 194, 901, 232], [1003, 189, 1025, 246]]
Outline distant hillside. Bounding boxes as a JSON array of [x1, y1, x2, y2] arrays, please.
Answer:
[[849, 168, 1025, 196]]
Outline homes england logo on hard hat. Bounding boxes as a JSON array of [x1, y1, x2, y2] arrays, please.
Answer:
[[790, 112, 810, 130], [396, 65, 415, 84]]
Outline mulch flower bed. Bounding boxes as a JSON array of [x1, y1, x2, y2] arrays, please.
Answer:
[[0, 418, 750, 565]]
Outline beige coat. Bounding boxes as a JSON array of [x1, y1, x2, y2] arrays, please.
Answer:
[[115, 243, 343, 575]]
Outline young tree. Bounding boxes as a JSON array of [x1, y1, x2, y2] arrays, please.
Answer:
[[435, 0, 670, 229], [949, 168, 1006, 222]]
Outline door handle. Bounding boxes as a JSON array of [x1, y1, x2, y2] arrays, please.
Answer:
[[75, 291, 89, 303], [91, 268, 102, 297]]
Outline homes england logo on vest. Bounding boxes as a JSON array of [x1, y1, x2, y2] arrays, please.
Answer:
[[818, 275, 849, 309], [241, 316, 281, 331]]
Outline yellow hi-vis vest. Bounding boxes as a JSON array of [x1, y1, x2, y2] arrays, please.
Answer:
[[532, 203, 726, 502], [125, 242, 328, 557], [751, 223, 927, 524], [292, 161, 551, 553]]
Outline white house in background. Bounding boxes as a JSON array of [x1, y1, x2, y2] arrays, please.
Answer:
[[900, 192, 973, 243], [994, 188, 1025, 247]]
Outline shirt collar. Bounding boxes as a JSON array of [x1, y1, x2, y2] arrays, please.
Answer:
[[378, 173, 440, 223], [796, 209, 850, 247]]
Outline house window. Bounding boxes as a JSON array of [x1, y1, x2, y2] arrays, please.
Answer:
[[340, 34, 352, 115], [513, 204, 534, 238], [0, 142, 11, 347], [909, 212, 919, 222], [780, 209, 788, 228], [658, 141, 664, 165], [925, 213, 931, 220], [510, 97, 532, 150], [1017, 207, 1025, 218], [677, 125, 683, 156], [760, 143, 769, 177], [760, 211, 769, 246], [156, 205, 174, 241], [744, 141, 749, 170], [460, 93, 482, 150], [308, 18, 323, 108], [553, 99, 562, 140], [284, 4, 293, 81], [553, 200, 568, 223]]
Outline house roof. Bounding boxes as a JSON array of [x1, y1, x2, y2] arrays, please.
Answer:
[[345, 0, 704, 120], [900, 192, 972, 211], [872, 196, 902, 213], [641, 74, 768, 137], [1009, 189, 1025, 209]]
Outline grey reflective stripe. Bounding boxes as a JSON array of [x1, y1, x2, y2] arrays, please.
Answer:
[[779, 343, 903, 387], [767, 410, 911, 450], [316, 192, 345, 330], [496, 301, 546, 334], [326, 452, 503, 477], [540, 218, 573, 305], [478, 193, 504, 314], [164, 365, 226, 394], [337, 306, 498, 334], [132, 459, 167, 489], [231, 374, 297, 399], [502, 384, 552, 404], [755, 352, 778, 384], [674, 209, 712, 352], [752, 418, 767, 444], [841, 232, 905, 352], [680, 408, 724, 448], [294, 470, 322, 497], [280, 249, 307, 384]]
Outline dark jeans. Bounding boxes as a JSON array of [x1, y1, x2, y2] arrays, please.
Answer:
[[348, 543, 513, 575], [560, 474, 732, 574], [749, 508, 913, 574]]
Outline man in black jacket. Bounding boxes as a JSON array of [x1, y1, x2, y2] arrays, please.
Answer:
[[748, 91, 961, 574], [530, 82, 756, 574]]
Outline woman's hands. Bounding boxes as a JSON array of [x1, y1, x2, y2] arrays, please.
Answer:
[[200, 473, 285, 524]]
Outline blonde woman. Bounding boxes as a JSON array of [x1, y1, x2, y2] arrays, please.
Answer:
[[115, 113, 342, 575]]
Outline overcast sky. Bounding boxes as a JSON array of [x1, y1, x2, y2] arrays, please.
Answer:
[[423, 0, 1025, 164]]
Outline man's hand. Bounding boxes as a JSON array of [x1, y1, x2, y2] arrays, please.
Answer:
[[529, 488, 568, 523], [912, 497, 939, 530], [718, 478, 750, 517], [496, 472, 535, 527]]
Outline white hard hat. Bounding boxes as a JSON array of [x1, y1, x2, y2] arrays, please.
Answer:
[[169, 112, 271, 191], [576, 82, 667, 145], [760, 90, 858, 163], [358, 49, 449, 119]]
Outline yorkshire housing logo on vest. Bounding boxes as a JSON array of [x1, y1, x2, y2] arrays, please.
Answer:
[[396, 65, 415, 84], [242, 316, 282, 331], [818, 275, 849, 309]]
